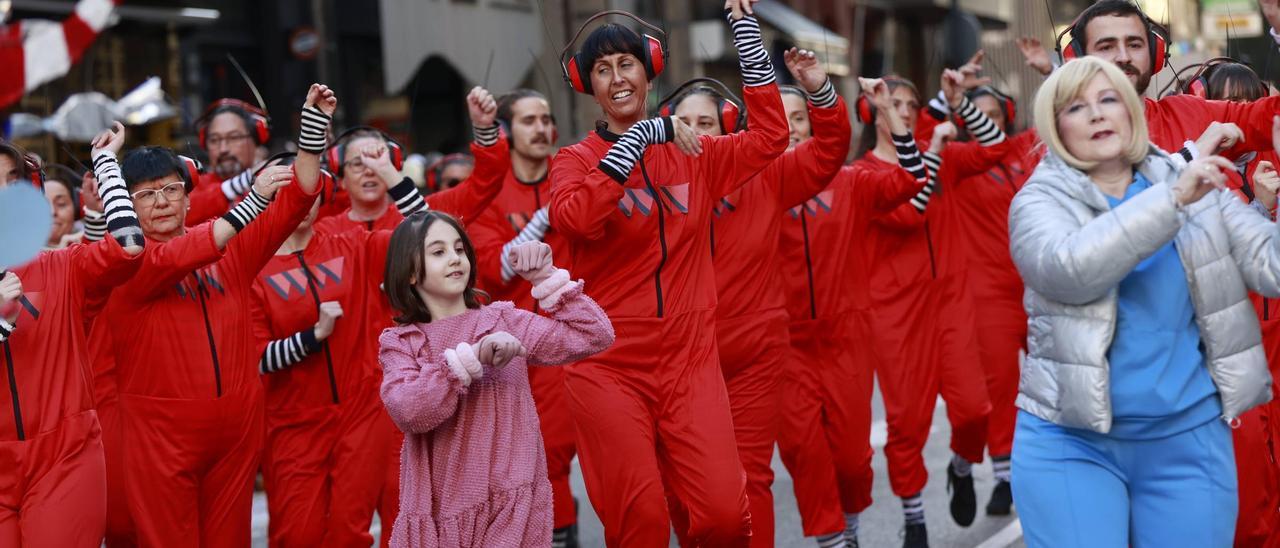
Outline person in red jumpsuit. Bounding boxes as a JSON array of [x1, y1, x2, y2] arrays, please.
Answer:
[[0, 128, 144, 547], [926, 86, 1041, 517], [665, 48, 850, 548], [252, 87, 507, 548], [467, 88, 590, 547], [548, 2, 788, 544], [1169, 60, 1280, 548], [91, 83, 333, 546], [856, 68, 1008, 547]]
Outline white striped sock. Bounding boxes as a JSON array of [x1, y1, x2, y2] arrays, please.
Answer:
[[992, 455, 1011, 483], [844, 512, 860, 539], [902, 493, 925, 525], [952, 454, 973, 477], [816, 532, 844, 548]]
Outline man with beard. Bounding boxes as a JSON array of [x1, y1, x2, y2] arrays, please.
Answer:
[[186, 99, 271, 226], [1034, 0, 1280, 162]]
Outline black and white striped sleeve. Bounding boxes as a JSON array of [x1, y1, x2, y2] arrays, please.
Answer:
[[892, 133, 934, 213], [500, 207, 551, 282], [913, 151, 941, 212], [82, 208, 106, 242], [220, 169, 254, 201], [598, 117, 673, 183], [259, 330, 322, 374], [474, 125, 500, 147], [806, 79, 838, 109], [726, 11, 776, 87], [221, 189, 272, 233], [298, 106, 331, 155], [926, 90, 950, 121], [91, 151, 144, 248], [954, 96, 1006, 146], [387, 176, 428, 217], [0, 317, 13, 343]]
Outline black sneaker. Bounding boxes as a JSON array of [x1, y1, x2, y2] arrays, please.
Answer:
[[902, 522, 929, 548], [986, 480, 1013, 516], [947, 461, 977, 527]]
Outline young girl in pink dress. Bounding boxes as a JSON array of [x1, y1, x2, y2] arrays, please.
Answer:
[[377, 210, 614, 547]]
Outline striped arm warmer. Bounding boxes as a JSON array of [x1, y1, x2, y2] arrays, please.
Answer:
[[222, 190, 272, 232], [806, 78, 838, 109], [597, 117, 673, 183], [474, 124, 499, 147], [82, 208, 106, 242], [91, 152, 144, 248], [500, 207, 551, 282], [890, 132, 933, 213], [926, 90, 950, 121], [298, 106, 331, 154], [0, 317, 13, 343], [387, 176, 428, 217], [727, 11, 776, 86], [954, 96, 1006, 146], [220, 169, 254, 201], [259, 330, 322, 374]]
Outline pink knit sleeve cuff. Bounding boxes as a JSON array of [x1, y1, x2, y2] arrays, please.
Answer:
[[530, 269, 581, 311], [443, 342, 484, 387]]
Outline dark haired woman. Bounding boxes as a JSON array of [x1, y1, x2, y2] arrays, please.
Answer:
[[378, 213, 613, 546], [548, 0, 788, 543]]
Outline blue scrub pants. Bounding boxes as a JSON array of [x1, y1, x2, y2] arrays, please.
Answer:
[[1011, 410, 1237, 548]]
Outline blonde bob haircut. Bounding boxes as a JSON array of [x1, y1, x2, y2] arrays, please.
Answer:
[[1034, 56, 1149, 171]]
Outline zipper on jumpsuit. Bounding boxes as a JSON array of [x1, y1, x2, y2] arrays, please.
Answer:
[[194, 272, 224, 397], [293, 251, 341, 405], [799, 213, 818, 320], [3, 341, 24, 440], [639, 158, 667, 318]]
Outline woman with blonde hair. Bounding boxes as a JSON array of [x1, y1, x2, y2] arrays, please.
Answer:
[[1009, 55, 1276, 547]]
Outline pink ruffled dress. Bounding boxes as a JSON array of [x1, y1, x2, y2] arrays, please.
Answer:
[[378, 270, 614, 547]]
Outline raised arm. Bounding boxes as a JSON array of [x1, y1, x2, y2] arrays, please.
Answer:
[[697, 8, 789, 198], [419, 87, 509, 224], [773, 48, 852, 209]]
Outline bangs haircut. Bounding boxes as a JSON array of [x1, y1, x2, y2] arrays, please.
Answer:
[[383, 210, 487, 324], [580, 24, 647, 74], [1034, 56, 1149, 171], [1205, 62, 1268, 102], [121, 146, 191, 192]]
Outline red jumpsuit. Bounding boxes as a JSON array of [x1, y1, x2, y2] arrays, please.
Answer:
[[468, 159, 584, 531], [776, 149, 926, 537], [0, 238, 140, 547], [868, 138, 1006, 498], [252, 229, 394, 547], [1216, 151, 1280, 548], [549, 82, 788, 546], [948, 131, 1041, 461], [673, 96, 849, 547], [312, 140, 507, 547], [97, 178, 318, 546]]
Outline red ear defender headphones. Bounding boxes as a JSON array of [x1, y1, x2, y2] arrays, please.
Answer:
[[657, 77, 746, 134], [1179, 58, 1270, 100], [560, 10, 668, 95], [1055, 10, 1169, 74], [23, 154, 43, 189], [324, 126, 405, 177], [855, 76, 914, 125], [196, 98, 271, 149]]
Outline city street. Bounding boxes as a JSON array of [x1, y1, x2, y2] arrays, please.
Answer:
[[251, 385, 1026, 548]]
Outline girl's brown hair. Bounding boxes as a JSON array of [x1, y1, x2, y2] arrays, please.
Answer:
[[383, 210, 487, 324]]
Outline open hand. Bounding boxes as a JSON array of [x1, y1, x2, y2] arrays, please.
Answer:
[[1174, 156, 1234, 206], [671, 116, 703, 157], [91, 121, 127, 157], [1016, 37, 1053, 76], [784, 47, 827, 93], [252, 165, 294, 199], [1195, 122, 1246, 158]]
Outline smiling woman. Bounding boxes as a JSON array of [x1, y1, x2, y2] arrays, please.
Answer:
[[1008, 56, 1280, 548]]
